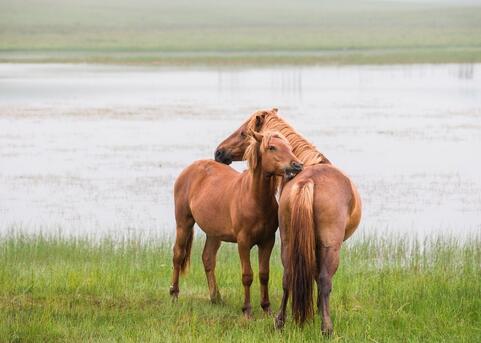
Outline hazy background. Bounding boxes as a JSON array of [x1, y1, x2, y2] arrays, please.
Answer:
[[1, 0, 481, 64]]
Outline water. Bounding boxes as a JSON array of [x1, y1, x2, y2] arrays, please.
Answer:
[[0, 63, 480, 238]]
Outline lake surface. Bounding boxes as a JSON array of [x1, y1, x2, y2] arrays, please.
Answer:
[[0, 63, 480, 239]]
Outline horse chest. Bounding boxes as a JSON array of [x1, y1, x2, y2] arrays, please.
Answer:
[[233, 211, 277, 242]]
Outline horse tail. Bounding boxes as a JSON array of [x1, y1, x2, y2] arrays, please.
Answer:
[[180, 228, 194, 274], [288, 180, 316, 325]]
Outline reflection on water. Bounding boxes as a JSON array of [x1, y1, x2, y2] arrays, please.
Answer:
[[456, 64, 475, 80], [0, 63, 480, 239]]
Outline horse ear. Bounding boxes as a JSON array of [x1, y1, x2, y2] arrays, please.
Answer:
[[254, 112, 267, 131], [252, 131, 264, 143]]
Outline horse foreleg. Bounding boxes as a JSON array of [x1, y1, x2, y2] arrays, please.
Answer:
[[238, 242, 253, 318], [258, 237, 275, 314], [318, 244, 340, 336], [202, 236, 222, 303]]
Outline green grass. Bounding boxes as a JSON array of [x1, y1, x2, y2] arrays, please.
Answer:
[[1, 0, 481, 64], [1, 233, 480, 342]]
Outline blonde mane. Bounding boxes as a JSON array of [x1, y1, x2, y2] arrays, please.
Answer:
[[244, 131, 288, 173], [243, 131, 286, 191], [243, 136, 260, 173], [246, 109, 330, 167]]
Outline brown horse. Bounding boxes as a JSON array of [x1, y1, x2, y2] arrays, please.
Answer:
[[170, 131, 303, 317], [215, 108, 362, 335]]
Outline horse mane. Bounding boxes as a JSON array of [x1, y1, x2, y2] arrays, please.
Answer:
[[246, 109, 330, 166], [244, 136, 260, 173], [243, 131, 285, 192]]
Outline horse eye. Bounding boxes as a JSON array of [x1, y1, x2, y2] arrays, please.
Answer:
[[240, 131, 246, 138], [268, 146, 276, 151]]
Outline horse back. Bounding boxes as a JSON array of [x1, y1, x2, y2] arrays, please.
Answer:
[[281, 164, 361, 245], [175, 159, 238, 191]]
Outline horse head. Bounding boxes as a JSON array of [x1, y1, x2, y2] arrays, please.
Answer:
[[245, 130, 303, 180], [214, 108, 278, 165]]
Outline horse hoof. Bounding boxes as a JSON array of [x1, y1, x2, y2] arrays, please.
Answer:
[[244, 313, 252, 320], [169, 286, 179, 300], [274, 316, 285, 330], [322, 326, 333, 337], [242, 307, 253, 319], [262, 307, 272, 316], [210, 293, 223, 304], [261, 303, 272, 315]]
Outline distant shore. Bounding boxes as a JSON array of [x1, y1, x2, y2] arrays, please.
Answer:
[[2, 0, 480, 65], [1, 47, 481, 65]]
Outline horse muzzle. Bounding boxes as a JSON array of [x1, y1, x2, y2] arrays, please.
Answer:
[[214, 149, 233, 165], [284, 161, 303, 180]]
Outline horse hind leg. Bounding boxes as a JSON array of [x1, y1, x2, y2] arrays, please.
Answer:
[[275, 266, 290, 330], [275, 237, 290, 329], [170, 215, 195, 300], [316, 247, 322, 314], [202, 236, 222, 303], [318, 243, 341, 336]]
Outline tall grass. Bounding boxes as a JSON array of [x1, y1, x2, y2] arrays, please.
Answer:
[[1, 233, 480, 342]]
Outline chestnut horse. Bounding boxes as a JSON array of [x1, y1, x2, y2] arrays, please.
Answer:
[[215, 108, 362, 335], [170, 131, 303, 317]]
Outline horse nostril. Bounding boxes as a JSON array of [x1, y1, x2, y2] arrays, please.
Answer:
[[215, 149, 224, 161], [291, 162, 303, 171]]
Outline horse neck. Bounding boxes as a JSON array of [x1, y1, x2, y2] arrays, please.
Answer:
[[264, 115, 331, 166], [247, 160, 277, 205]]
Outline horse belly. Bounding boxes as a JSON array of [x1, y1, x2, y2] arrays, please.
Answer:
[[190, 197, 237, 243]]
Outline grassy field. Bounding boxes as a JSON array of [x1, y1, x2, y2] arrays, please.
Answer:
[[1, 233, 480, 342], [1, 0, 481, 64]]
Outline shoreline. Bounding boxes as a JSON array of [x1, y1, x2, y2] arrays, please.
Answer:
[[2, 47, 481, 65]]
